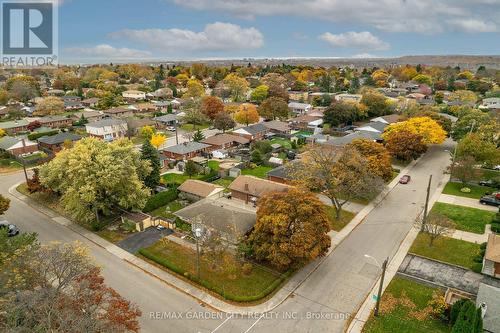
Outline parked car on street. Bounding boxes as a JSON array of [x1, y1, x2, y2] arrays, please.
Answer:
[[0, 221, 20, 237], [479, 195, 500, 207], [166, 126, 176, 132], [399, 175, 411, 184]]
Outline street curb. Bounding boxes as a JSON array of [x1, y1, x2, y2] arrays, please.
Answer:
[[7, 156, 420, 315], [345, 155, 450, 333]]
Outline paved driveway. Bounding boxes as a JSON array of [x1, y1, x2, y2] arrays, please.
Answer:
[[117, 227, 173, 253]]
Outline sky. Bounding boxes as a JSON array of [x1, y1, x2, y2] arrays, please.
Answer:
[[57, 0, 500, 63]]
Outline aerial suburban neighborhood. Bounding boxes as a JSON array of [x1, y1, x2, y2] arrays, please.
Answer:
[[0, 1, 500, 333]]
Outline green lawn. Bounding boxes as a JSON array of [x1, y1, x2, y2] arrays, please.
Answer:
[[242, 166, 273, 179], [212, 177, 235, 188], [139, 240, 288, 302], [269, 138, 292, 149], [363, 276, 450, 333], [442, 182, 495, 199], [0, 158, 23, 172], [431, 202, 495, 234], [180, 123, 210, 131], [481, 169, 500, 181], [150, 200, 184, 219], [162, 173, 204, 186], [207, 160, 220, 171], [324, 205, 356, 232], [409, 233, 481, 270]]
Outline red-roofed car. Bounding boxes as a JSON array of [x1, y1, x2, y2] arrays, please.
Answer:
[[399, 175, 411, 184]]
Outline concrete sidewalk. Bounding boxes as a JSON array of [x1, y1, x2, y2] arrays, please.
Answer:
[[451, 225, 491, 244], [438, 193, 498, 212], [8, 157, 416, 315]]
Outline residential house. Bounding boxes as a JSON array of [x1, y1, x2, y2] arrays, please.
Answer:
[[162, 141, 210, 160], [82, 98, 99, 108], [85, 118, 128, 142], [370, 114, 401, 125], [71, 110, 105, 123], [262, 120, 291, 134], [38, 116, 72, 129], [480, 97, 500, 112], [38, 132, 81, 153], [46, 89, 65, 96], [131, 102, 156, 114], [61, 95, 81, 103], [154, 114, 179, 128], [0, 136, 38, 156], [201, 133, 250, 151], [0, 119, 29, 134], [0, 106, 9, 119], [476, 283, 500, 333], [288, 91, 309, 102], [122, 90, 146, 101], [482, 234, 500, 278], [266, 165, 293, 184], [177, 180, 224, 202], [309, 131, 382, 146], [228, 175, 291, 204], [126, 118, 156, 135], [103, 107, 134, 118], [232, 123, 269, 141], [354, 121, 388, 134], [289, 114, 323, 131], [288, 102, 312, 114], [335, 93, 362, 103], [64, 100, 83, 111], [174, 197, 256, 243]]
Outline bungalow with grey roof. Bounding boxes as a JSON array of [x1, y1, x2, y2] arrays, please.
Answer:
[[85, 118, 128, 142], [38, 132, 81, 153], [232, 123, 269, 141], [162, 141, 210, 160]]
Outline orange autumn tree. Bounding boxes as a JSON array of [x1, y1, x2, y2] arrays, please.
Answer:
[[348, 139, 393, 181], [246, 188, 331, 271], [234, 103, 259, 126]]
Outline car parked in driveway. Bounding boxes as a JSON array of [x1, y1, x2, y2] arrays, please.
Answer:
[[479, 179, 500, 188], [479, 195, 500, 207], [399, 175, 411, 184], [0, 221, 20, 237]]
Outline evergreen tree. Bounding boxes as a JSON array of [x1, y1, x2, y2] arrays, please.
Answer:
[[193, 129, 205, 142], [140, 140, 161, 189], [184, 160, 197, 178]]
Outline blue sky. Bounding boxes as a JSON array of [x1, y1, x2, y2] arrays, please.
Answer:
[[58, 0, 500, 63]]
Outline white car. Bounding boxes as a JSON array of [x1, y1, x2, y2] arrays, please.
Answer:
[[166, 126, 176, 132]]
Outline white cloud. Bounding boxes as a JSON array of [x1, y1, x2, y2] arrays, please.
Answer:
[[109, 22, 264, 52], [319, 31, 389, 50], [170, 0, 500, 34], [64, 44, 152, 59], [351, 53, 376, 59], [447, 19, 497, 33]]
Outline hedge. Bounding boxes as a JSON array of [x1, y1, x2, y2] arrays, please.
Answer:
[[142, 189, 178, 212], [28, 130, 59, 141], [491, 222, 500, 233], [138, 248, 291, 302]]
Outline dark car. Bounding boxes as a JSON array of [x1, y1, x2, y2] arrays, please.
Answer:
[[399, 175, 411, 184], [0, 221, 20, 237], [479, 196, 500, 207], [478, 179, 500, 189]]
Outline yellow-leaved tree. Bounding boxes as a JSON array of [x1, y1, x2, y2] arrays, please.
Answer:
[[382, 117, 447, 145], [150, 133, 166, 149]]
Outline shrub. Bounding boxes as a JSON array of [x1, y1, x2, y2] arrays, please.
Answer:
[[242, 263, 253, 276], [142, 189, 178, 212], [428, 291, 448, 320], [27, 130, 58, 141], [491, 222, 500, 233], [471, 263, 483, 273], [450, 299, 468, 324], [460, 187, 471, 193], [473, 255, 484, 263]]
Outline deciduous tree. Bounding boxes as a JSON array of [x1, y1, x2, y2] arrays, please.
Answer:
[[234, 103, 259, 126], [250, 85, 269, 104], [246, 188, 331, 271], [258, 96, 289, 120], [348, 139, 393, 181], [360, 89, 391, 117], [150, 133, 166, 149], [213, 112, 235, 133], [184, 79, 205, 98], [200, 96, 224, 120], [384, 130, 428, 161], [39, 138, 151, 223], [0, 194, 10, 215], [223, 73, 249, 102], [141, 140, 161, 189], [382, 117, 446, 145], [34, 97, 64, 116]]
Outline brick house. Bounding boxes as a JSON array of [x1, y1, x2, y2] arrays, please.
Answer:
[[38, 116, 73, 129], [177, 180, 224, 202], [232, 123, 269, 141], [162, 141, 210, 160], [201, 134, 250, 151], [482, 234, 500, 278], [0, 136, 38, 156], [103, 107, 134, 118], [0, 119, 29, 134], [38, 132, 81, 153], [228, 175, 291, 204], [85, 118, 128, 142]]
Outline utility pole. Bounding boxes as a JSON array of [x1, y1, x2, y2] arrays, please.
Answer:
[[175, 120, 179, 145], [194, 227, 202, 280], [374, 257, 389, 317], [20, 138, 29, 184], [421, 175, 432, 232]]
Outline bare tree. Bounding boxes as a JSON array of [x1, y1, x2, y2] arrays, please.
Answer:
[[415, 213, 456, 246]]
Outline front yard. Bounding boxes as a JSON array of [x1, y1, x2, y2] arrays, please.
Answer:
[[150, 200, 185, 219], [363, 276, 450, 333], [409, 233, 481, 270], [268, 138, 293, 149], [324, 206, 356, 232], [139, 239, 290, 302], [442, 182, 495, 199], [431, 202, 495, 234]]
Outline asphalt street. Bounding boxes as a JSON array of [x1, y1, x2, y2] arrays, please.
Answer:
[[0, 140, 453, 333]]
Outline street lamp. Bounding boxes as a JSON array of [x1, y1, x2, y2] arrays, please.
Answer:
[[194, 227, 203, 280], [364, 254, 389, 317]]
